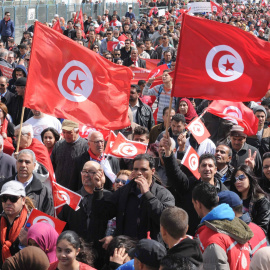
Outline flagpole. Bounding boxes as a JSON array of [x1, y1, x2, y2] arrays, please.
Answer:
[[165, 96, 173, 137], [15, 106, 26, 153]]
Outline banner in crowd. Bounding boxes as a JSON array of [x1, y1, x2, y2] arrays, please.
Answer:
[[0, 64, 13, 79], [25, 209, 66, 234], [187, 2, 211, 13], [172, 14, 270, 102], [206, 100, 259, 136], [181, 146, 200, 179], [24, 22, 133, 130], [131, 66, 151, 84]]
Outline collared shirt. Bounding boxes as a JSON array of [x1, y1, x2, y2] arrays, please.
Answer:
[[130, 100, 140, 122], [15, 175, 33, 188], [0, 90, 7, 97]]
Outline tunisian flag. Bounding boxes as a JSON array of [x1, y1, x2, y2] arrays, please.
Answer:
[[147, 64, 168, 80], [24, 22, 133, 130], [186, 117, 210, 144], [181, 146, 200, 180], [52, 20, 63, 34], [25, 209, 66, 234], [210, 1, 223, 14], [108, 132, 147, 159], [107, 41, 119, 52], [172, 14, 270, 102], [104, 131, 117, 154], [206, 100, 258, 136]]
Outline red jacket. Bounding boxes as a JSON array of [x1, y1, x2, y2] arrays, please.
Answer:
[[48, 261, 96, 270], [248, 222, 267, 257], [197, 225, 250, 270]]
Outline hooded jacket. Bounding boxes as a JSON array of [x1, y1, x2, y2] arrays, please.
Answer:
[[8, 65, 28, 94], [196, 204, 254, 270]]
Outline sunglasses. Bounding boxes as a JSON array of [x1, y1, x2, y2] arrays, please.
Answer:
[[114, 53, 120, 56], [234, 174, 246, 182], [115, 178, 127, 185], [1, 195, 21, 203], [106, 33, 112, 35], [0, 84, 5, 87]]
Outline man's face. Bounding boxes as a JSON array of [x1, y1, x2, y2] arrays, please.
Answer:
[[215, 145, 231, 165], [255, 111, 266, 127], [89, 31, 95, 39], [106, 31, 113, 40], [131, 50, 138, 60], [132, 22, 137, 30], [16, 153, 35, 180], [5, 13, 10, 21], [88, 132, 104, 156], [149, 25, 154, 32], [14, 130, 31, 148], [76, 30, 82, 39], [31, 109, 41, 117], [133, 159, 154, 185], [0, 77, 8, 92], [113, 50, 121, 58], [230, 136, 246, 152], [158, 139, 167, 158], [162, 109, 175, 124], [138, 44, 145, 53], [125, 40, 131, 49], [198, 158, 217, 182], [16, 70, 24, 79], [262, 104, 270, 119], [2, 195, 25, 219], [68, 22, 74, 29], [145, 40, 152, 49], [62, 128, 79, 143], [133, 134, 149, 144], [130, 87, 138, 103], [162, 36, 169, 46], [19, 48, 26, 55], [162, 72, 172, 84], [81, 162, 98, 189], [170, 120, 185, 136], [164, 52, 172, 62], [124, 25, 129, 32], [7, 53, 14, 63], [112, 15, 117, 21], [0, 43, 4, 49], [15, 86, 25, 96]]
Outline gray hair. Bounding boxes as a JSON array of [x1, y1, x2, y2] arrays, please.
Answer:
[[17, 149, 36, 163], [14, 123, 34, 138], [0, 76, 8, 83], [87, 130, 104, 141], [0, 49, 9, 59], [0, 135, 3, 151]]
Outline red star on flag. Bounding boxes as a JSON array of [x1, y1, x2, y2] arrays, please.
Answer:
[[223, 59, 234, 71], [71, 74, 85, 90]]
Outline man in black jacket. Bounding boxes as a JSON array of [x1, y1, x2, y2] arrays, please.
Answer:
[[123, 49, 146, 68], [92, 154, 175, 242], [0, 76, 14, 108], [0, 149, 54, 216], [130, 84, 155, 131], [162, 134, 227, 235]]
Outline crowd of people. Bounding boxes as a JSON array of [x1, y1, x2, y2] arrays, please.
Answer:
[[0, 0, 270, 269]]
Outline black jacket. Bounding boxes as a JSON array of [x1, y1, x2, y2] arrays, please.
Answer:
[[123, 58, 146, 68], [1, 174, 54, 216], [0, 90, 14, 109], [133, 98, 155, 131], [92, 180, 175, 242], [0, 151, 16, 181], [72, 151, 120, 191], [120, 47, 132, 61], [167, 237, 203, 267], [163, 152, 227, 236], [260, 175, 270, 196], [63, 29, 76, 39]]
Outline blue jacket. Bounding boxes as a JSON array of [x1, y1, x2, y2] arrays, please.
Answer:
[[201, 203, 235, 224], [0, 19, 14, 37]]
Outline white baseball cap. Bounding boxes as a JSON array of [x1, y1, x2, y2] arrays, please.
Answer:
[[1, 181, 26, 197]]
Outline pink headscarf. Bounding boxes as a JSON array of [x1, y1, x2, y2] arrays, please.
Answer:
[[179, 98, 198, 124], [27, 223, 59, 263]]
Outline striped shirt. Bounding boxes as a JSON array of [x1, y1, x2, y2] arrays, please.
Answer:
[[143, 83, 175, 122]]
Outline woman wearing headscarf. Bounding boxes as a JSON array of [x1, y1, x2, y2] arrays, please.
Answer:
[[178, 98, 198, 124], [2, 246, 50, 270], [27, 222, 59, 263]]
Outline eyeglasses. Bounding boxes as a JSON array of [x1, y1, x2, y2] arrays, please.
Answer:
[[89, 140, 104, 145], [115, 178, 127, 185], [81, 170, 96, 176], [0, 84, 5, 87], [234, 174, 247, 182], [162, 37, 167, 39], [106, 33, 112, 35], [114, 53, 120, 56], [106, 57, 112, 60], [1, 195, 21, 203]]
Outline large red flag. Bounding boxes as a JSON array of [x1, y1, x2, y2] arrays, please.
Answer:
[[206, 100, 258, 136], [24, 22, 133, 130], [108, 132, 147, 159], [172, 14, 270, 102], [181, 146, 200, 179], [52, 20, 63, 34], [25, 209, 66, 234]]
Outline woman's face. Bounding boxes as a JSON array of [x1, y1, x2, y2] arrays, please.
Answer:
[[179, 101, 188, 115], [114, 174, 128, 191], [234, 170, 250, 195], [56, 239, 79, 267], [263, 158, 270, 180], [43, 131, 56, 149], [28, 238, 39, 247]]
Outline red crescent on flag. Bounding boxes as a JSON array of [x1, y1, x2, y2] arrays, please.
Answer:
[[212, 50, 234, 78], [61, 65, 86, 97]]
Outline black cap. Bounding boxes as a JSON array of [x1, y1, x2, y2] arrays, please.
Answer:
[[128, 239, 166, 268], [15, 77, 27, 87]]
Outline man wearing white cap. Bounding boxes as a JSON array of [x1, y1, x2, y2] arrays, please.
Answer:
[[0, 181, 28, 266]]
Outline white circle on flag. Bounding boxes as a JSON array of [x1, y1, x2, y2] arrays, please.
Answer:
[[32, 216, 56, 228], [118, 143, 138, 157], [57, 60, 94, 102], [56, 191, 70, 205], [222, 106, 242, 124], [190, 122, 204, 137], [205, 45, 244, 82], [189, 154, 198, 171]]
